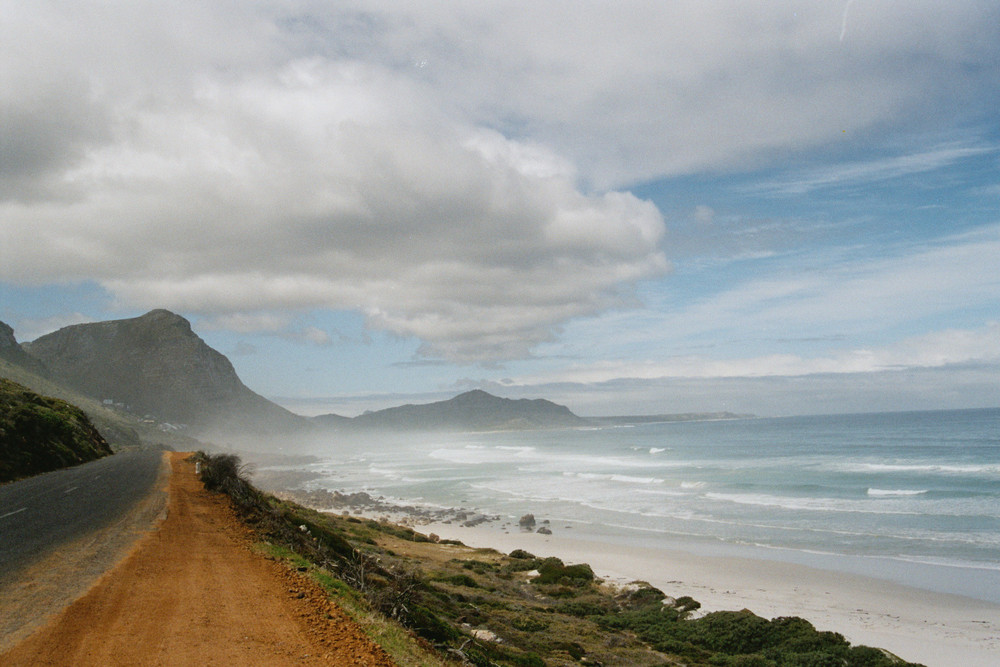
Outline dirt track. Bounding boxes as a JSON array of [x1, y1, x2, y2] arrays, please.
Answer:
[[2, 452, 396, 666]]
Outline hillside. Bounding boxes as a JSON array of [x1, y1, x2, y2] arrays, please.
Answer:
[[0, 322, 48, 376], [0, 378, 114, 483], [1, 322, 146, 450], [327, 389, 588, 432], [22, 310, 307, 436]]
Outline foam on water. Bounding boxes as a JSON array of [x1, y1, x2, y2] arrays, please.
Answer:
[[867, 488, 929, 497]]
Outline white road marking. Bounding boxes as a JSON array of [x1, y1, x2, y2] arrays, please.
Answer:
[[64, 486, 78, 494], [0, 507, 28, 520]]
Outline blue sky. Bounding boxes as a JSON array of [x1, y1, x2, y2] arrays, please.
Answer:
[[2, 2, 999, 417]]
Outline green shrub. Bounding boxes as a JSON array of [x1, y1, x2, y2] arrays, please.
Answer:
[[533, 557, 595, 585], [439, 573, 480, 588]]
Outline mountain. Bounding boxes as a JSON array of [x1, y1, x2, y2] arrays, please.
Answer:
[[1, 378, 115, 483], [327, 389, 588, 432], [0, 320, 48, 375], [22, 310, 307, 436], [1, 322, 148, 450]]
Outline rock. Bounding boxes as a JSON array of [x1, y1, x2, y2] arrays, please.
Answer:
[[470, 628, 501, 643], [518, 513, 536, 530], [462, 513, 490, 527], [536, 526, 552, 535]]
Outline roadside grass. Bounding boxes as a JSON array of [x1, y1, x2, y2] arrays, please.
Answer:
[[254, 542, 447, 667]]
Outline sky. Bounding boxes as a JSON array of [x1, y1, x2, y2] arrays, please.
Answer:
[[2, 1, 999, 417]]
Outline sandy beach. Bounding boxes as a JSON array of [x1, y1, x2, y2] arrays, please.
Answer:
[[419, 519, 1000, 667]]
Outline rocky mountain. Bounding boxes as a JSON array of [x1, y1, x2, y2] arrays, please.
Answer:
[[324, 389, 588, 432], [1, 378, 115, 483], [22, 310, 307, 435]]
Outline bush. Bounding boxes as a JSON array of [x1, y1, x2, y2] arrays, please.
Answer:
[[196, 452, 259, 507], [533, 557, 595, 585]]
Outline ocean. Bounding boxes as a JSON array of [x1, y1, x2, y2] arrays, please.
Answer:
[[293, 407, 1000, 603]]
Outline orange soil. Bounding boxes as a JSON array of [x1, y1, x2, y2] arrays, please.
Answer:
[[2, 452, 397, 666]]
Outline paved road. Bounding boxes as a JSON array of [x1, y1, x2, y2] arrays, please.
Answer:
[[0, 449, 166, 579]]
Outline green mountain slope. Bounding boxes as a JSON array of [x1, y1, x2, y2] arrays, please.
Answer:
[[0, 378, 115, 483]]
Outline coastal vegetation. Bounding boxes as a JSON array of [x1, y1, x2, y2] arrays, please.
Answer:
[[0, 378, 114, 483], [196, 451, 925, 667]]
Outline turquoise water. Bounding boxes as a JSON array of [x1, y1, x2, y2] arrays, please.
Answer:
[[303, 407, 1000, 602]]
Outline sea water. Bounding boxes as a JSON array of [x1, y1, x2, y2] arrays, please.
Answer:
[[298, 407, 1000, 603]]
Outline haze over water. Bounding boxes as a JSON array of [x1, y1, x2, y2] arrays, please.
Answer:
[[297, 408, 1000, 604]]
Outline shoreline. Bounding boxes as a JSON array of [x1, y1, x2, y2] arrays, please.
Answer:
[[419, 519, 1000, 667], [263, 479, 1000, 666]]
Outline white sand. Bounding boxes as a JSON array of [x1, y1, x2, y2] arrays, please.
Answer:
[[423, 521, 1000, 667]]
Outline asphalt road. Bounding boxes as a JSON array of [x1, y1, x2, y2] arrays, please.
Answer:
[[0, 449, 166, 579]]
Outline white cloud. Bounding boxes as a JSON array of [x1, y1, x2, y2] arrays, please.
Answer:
[[693, 205, 716, 225], [751, 143, 996, 196], [619, 224, 1000, 351], [1, 46, 667, 361], [512, 322, 1000, 387], [2, 1, 998, 361], [297, 326, 333, 346], [537, 364, 1000, 417], [330, 1, 1000, 186], [201, 313, 292, 334]]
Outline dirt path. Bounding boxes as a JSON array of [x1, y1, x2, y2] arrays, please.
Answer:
[[2, 452, 396, 666]]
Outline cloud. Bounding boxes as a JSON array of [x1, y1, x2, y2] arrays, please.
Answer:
[[544, 363, 1000, 417], [751, 142, 996, 196], [512, 322, 1000, 388], [2, 1, 998, 361], [618, 224, 1000, 353], [693, 205, 716, 225], [200, 313, 292, 334], [295, 326, 333, 346], [340, 1, 1000, 187], [1, 43, 667, 361], [511, 223, 1000, 386]]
